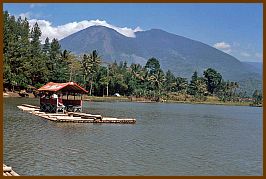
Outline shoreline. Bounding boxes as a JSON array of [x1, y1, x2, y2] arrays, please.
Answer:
[[4, 92, 259, 107], [80, 96, 256, 107]]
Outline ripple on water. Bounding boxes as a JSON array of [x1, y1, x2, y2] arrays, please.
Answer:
[[3, 99, 262, 176]]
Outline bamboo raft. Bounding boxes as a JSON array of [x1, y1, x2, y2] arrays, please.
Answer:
[[17, 104, 136, 124], [3, 164, 19, 176]]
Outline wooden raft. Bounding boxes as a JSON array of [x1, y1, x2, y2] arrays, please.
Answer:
[[3, 164, 19, 176], [17, 104, 136, 124]]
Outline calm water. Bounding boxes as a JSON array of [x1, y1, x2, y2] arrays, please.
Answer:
[[3, 98, 262, 176]]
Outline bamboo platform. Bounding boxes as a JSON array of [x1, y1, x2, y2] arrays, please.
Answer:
[[3, 164, 19, 176], [17, 104, 136, 124]]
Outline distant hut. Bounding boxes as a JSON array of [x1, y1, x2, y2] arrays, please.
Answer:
[[37, 82, 88, 113], [26, 85, 36, 93]]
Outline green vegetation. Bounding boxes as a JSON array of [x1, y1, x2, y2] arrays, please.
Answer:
[[3, 11, 262, 106]]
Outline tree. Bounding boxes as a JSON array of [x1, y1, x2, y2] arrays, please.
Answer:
[[58, 50, 72, 82], [164, 70, 176, 92], [30, 22, 42, 54], [203, 68, 222, 94], [66, 53, 82, 82], [29, 22, 49, 85], [145, 57, 161, 75], [82, 50, 102, 95], [3, 12, 32, 89], [42, 37, 50, 54], [128, 63, 147, 96], [187, 71, 198, 95], [147, 69, 165, 100], [187, 71, 207, 100], [49, 39, 68, 82], [194, 77, 208, 100], [252, 90, 262, 105], [176, 77, 188, 93]]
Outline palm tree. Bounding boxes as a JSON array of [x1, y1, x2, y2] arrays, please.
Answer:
[[130, 63, 145, 81], [195, 77, 208, 100], [176, 77, 188, 93], [147, 69, 165, 98], [82, 50, 102, 95], [101, 61, 111, 97]]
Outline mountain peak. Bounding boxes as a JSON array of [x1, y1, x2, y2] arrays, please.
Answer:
[[59, 26, 261, 83], [82, 25, 119, 33]]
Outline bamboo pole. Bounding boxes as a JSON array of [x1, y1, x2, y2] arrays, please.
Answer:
[[10, 170, 20, 176], [5, 172, 12, 176], [3, 166, 12, 172]]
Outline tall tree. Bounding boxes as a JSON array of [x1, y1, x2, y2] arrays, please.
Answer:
[[176, 77, 188, 93], [82, 50, 102, 95], [49, 38, 67, 82], [164, 70, 176, 92], [194, 77, 208, 100], [147, 69, 165, 95], [42, 37, 50, 54], [30, 22, 42, 54], [203, 68, 222, 94], [145, 57, 161, 75], [187, 71, 199, 95]]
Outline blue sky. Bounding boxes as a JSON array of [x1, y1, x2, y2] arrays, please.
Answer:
[[3, 3, 263, 62]]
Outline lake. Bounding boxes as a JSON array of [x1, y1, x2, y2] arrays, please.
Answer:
[[3, 98, 262, 176]]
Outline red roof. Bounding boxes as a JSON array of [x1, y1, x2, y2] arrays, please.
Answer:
[[38, 82, 88, 94]]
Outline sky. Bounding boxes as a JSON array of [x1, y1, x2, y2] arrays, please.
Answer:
[[3, 3, 263, 62]]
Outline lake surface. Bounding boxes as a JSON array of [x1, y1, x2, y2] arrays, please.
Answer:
[[3, 98, 262, 176]]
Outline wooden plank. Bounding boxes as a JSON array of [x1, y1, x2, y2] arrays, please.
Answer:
[[4, 172, 12, 176], [3, 167, 12, 172], [18, 106, 39, 112], [46, 114, 68, 117], [73, 113, 102, 119], [21, 104, 39, 109], [56, 116, 82, 120], [10, 170, 20, 176], [17, 104, 136, 124]]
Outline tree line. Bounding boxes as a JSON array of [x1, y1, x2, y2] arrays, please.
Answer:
[[3, 11, 262, 105]]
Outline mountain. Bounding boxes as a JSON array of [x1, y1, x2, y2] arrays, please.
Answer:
[[243, 62, 262, 74], [59, 26, 262, 94]]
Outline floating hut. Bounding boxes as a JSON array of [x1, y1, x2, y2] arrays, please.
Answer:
[[37, 82, 88, 113], [17, 82, 136, 124]]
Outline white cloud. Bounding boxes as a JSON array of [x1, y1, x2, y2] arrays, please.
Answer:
[[240, 52, 251, 57], [28, 19, 143, 43], [213, 42, 231, 49], [213, 42, 232, 54]]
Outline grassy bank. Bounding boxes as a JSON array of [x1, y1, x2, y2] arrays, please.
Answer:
[[83, 95, 254, 106], [165, 99, 251, 106], [83, 96, 131, 102], [4, 92, 257, 107]]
